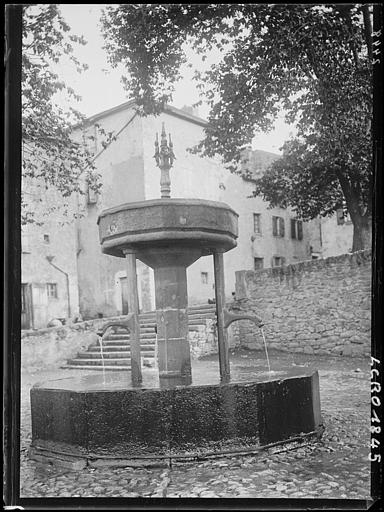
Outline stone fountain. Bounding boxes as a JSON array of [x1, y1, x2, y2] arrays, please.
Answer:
[[29, 125, 323, 469]]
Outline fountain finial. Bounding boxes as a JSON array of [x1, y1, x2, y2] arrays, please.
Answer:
[[154, 123, 176, 198]]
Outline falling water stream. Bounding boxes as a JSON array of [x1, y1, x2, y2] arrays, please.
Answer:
[[97, 334, 106, 384], [260, 327, 271, 373]]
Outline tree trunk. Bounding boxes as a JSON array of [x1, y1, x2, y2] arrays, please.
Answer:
[[352, 214, 372, 252]]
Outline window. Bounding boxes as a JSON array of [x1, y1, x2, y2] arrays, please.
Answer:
[[254, 257, 264, 270], [272, 216, 285, 237], [47, 283, 58, 299], [43, 234, 50, 243], [291, 219, 303, 240], [272, 256, 285, 267], [253, 213, 262, 234], [201, 272, 208, 284]]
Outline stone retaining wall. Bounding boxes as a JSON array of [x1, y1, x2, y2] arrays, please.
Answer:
[[21, 316, 124, 371], [234, 250, 371, 357]]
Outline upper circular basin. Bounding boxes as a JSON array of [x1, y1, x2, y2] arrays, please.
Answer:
[[98, 198, 239, 258]]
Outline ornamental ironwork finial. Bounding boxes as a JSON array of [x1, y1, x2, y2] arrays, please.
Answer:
[[154, 123, 175, 198]]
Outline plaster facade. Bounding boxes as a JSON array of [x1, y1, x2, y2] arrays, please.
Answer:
[[319, 214, 354, 257], [21, 187, 80, 329]]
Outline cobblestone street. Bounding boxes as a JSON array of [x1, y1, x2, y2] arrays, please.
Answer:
[[20, 349, 371, 500]]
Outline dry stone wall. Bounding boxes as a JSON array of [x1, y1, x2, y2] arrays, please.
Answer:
[[234, 250, 371, 357]]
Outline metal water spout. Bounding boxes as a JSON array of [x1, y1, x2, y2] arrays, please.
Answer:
[[223, 308, 264, 329], [96, 313, 135, 338], [223, 308, 271, 373], [96, 314, 142, 385]]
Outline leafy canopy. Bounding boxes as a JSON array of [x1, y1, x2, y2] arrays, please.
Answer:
[[22, 5, 106, 224], [101, 4, 372, 226]]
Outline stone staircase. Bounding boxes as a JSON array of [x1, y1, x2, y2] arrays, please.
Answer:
[[64, 304, 217, 371]]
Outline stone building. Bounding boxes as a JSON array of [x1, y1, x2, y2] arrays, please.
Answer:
[[72, 101, 314, 319], [22, 100, 354, 327], [21, 184, 80, 329]]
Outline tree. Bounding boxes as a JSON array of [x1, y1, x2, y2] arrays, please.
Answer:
[[22, 5, 104, 225], [101, 3, 373, 250]]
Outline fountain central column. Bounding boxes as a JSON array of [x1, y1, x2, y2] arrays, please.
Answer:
[[155, 264, 189, 378], [147, 247, 202, 380]]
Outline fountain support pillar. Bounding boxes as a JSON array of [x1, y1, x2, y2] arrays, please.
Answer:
[[154, 264, 191, 379], [123, 250, 142, 385], [213, 251, 230, 383]]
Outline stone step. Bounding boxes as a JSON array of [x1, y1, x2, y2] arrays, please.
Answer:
[[87, 346, 155, 354], [188, 311, 216, 317], [78, 350, 155, 359], [88, 346, 130, 352], [188, 309, 216, 315], [88, 343, 155, 354], [100, 339, 156, 347], [65, 303, 216, 371], [104, 332, 155, 340], [63, 365, 132, 371], [188, 318, 215, 325], [68, 358, 131, 366]]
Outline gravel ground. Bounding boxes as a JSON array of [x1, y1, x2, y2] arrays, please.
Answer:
[[20, 349, 371, 499]]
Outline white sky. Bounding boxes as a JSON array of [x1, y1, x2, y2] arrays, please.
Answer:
[[55, 4, 295, 154]]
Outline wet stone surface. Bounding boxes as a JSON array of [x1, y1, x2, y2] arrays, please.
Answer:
[[20, 349, 371, 499]]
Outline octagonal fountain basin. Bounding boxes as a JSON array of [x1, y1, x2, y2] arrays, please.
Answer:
[[97, 198, 239, 265], [30, 365, 323, 469]]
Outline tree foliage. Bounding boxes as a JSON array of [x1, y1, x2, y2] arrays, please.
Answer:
[[101, 3, 373, 250], [22, 4, 105, 224]]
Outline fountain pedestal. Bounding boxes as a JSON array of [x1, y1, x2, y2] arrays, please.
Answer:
[[139, 247, 202, 379]]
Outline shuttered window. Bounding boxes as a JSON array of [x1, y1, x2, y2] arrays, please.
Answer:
[[297, 220, 303, 240], [291, 219, 303, 240], [272, 216, 278, 236], [272, 216, 285, 237]]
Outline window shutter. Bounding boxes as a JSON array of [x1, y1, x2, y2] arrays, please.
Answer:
[[279, 218, 285, 237], [291, 219, 296, 239], [272, 216, 278, 236], [281, 257, 286, 266], [297, 221, 303, 240]]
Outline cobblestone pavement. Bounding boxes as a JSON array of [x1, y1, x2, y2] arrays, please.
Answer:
[[20, 349, 371, 499]]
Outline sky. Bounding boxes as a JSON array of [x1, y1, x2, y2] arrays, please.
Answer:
[[55, 4, 295, 154]]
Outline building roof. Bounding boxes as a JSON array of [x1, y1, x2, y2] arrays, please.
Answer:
[[81, 99, 208, 128], [241, 148, 280, 181]]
